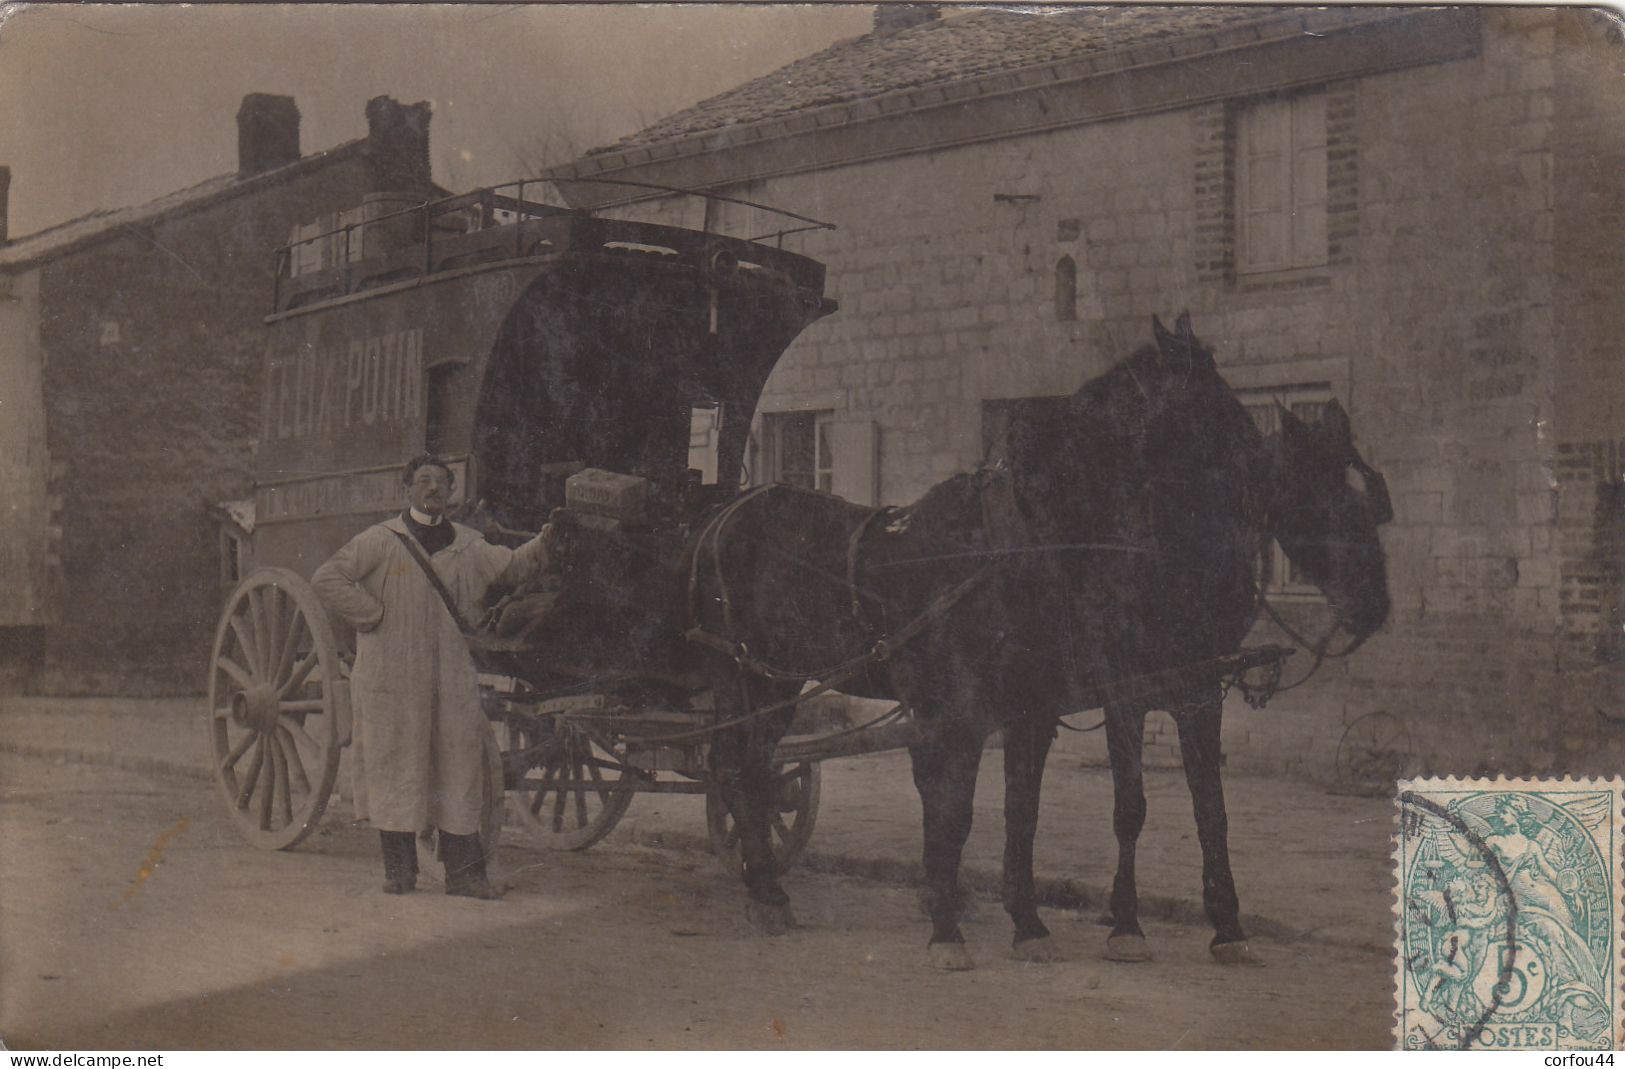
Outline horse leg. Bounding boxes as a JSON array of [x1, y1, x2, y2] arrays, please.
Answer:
[[1002, 714, 1062, 962], [910, 720, 984, 970], [1103, 703, 1153, 962], [710, 680, 795, 935], [1173, 690, 1262, 966]]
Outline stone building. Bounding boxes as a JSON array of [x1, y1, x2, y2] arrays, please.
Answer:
[[544, 6, 1625, 778], [0, 95, 438, 693]]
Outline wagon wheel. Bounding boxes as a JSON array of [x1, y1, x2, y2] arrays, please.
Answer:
[[506, 710, 637, 850], [415, 731, 505, 884], [706, 761, 821, 873], [208, 568, 345, 850], [1334, 710, 1413, 796]]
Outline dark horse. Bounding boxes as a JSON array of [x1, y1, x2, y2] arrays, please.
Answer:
[[690, 314, 1391, 967]]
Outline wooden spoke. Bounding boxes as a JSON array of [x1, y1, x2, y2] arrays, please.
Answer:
[[551, 763, 570, 833], [236, 735, 266, 809], [209, 568, 344, 851], [271, 600, 303, 690], [277, 726, 311, 795], [573, 769, 590, 829], [706, 761, 821, 875], [247, 589, 273, 678], [585, 758, 609, 804], [221, 729, 258, 773], [257, 734, 276, 831], [279, 653, 317, 699], [536, 757, 562, 815], [217, 651, 254, 693], [228, 616, 262, 679], [270, 735, 293, 828], [278, 716, 319, 754]]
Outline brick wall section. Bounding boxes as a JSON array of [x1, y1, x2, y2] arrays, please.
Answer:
[[31, 156, 374, 694], [1547, 11, 1625, 756]]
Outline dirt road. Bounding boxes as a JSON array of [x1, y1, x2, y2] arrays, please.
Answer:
[[0, 754, 1393, 1049]]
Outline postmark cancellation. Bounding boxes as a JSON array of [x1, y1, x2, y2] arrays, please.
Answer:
[[1395, 777, 1624, 1051]]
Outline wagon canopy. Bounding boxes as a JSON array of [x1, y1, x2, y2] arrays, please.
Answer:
[[251, 180, 835, 566]]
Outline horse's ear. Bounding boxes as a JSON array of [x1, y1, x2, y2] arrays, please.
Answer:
[[1175, 310, 1193, 341], [1152, 314, 1172, 350]]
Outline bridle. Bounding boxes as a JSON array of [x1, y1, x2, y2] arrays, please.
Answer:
[[1254, 449, 1392, 692]]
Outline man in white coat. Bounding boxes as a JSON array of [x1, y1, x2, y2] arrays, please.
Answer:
[[313, 453, 552, 898]]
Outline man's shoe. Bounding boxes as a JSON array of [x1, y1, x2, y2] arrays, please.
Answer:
[[440, 831, 501, 900], [379, 830, 418, 894]]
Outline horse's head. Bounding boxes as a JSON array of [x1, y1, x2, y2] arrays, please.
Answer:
[[1264, 399, 1393, 647]]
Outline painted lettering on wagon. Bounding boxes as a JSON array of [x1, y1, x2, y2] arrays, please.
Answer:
[[265, 328, 424, 441]]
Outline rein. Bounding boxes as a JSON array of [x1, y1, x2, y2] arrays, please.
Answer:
[[664, 469, 1036, 744]]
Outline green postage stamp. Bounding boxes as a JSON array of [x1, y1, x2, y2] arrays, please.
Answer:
[[1396, 777, 1623, 1050]]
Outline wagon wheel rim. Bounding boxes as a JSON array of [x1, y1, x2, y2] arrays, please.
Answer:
[[207, 568, 343, 850], [1334, 710, 1412, 795], [505, 707, 636, 851], [705, 761, 821, 873]]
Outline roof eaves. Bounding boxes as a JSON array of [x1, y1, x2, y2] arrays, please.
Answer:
[[563, 6, 1417, 183], [0, 138, 368, 269]]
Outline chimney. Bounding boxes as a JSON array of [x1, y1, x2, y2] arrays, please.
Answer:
[[237, 94, 301, 176], [365, 96, 433, 194], [873, 4, 939, 36], [0, 166, 10, 245]]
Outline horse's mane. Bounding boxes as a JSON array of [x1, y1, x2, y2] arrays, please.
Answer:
[[1004, 340, 1265, 541]]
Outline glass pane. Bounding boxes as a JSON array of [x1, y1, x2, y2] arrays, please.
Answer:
[[1291, 400, 1328, 424], [1294, 146, 1327, 207], [1292, 94, 1327, 149], [1247, 156, 1285, 210], [772, 411, 816, 489], [1247, 213, 1287, 267], [1291, 203, 1327, 266]]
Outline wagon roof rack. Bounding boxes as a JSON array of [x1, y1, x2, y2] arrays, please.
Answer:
[[272, 175, 836, 315]]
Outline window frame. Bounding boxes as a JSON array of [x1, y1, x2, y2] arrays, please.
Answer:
[[758, 408, 835, 493], [1235, 91, 1329, 276]]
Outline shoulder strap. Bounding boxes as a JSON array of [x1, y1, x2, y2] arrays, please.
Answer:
[[389, 527, 474, 635]]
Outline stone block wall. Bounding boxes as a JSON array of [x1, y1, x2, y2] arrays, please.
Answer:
[[684, 8, 1623, 781]]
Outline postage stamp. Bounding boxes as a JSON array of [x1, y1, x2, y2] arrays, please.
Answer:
[[1395, 778, 1624, 1051]]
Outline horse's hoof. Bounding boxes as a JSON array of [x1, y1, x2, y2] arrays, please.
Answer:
[[1104, 933, 1152, 962], [1012, 935, 1065, 963], [1211, 940, 1265, 967], [928, 942, 976, 971], [746, 900, 795, 935]]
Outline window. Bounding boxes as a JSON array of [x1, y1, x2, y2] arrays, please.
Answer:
[[1240, 384, 1333, 594], [1237, 92, 1327, 274], [1054, 256, 1077, 322], [760, 410, 834, 492]]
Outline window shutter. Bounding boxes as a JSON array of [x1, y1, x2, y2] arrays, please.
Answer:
[[827, 419, 879, 505], [1241, 98, 1291, 272]]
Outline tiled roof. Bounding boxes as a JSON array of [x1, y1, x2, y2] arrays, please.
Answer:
[[605, 5, 1308, 153], [0, 140, 367, 269]]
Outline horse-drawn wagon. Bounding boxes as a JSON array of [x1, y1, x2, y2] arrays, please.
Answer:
[[208, 177, 859, 865], [210, 171, 1390, 965]]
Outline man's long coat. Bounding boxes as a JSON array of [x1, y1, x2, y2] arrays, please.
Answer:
[[312, 516, 549, 835]]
